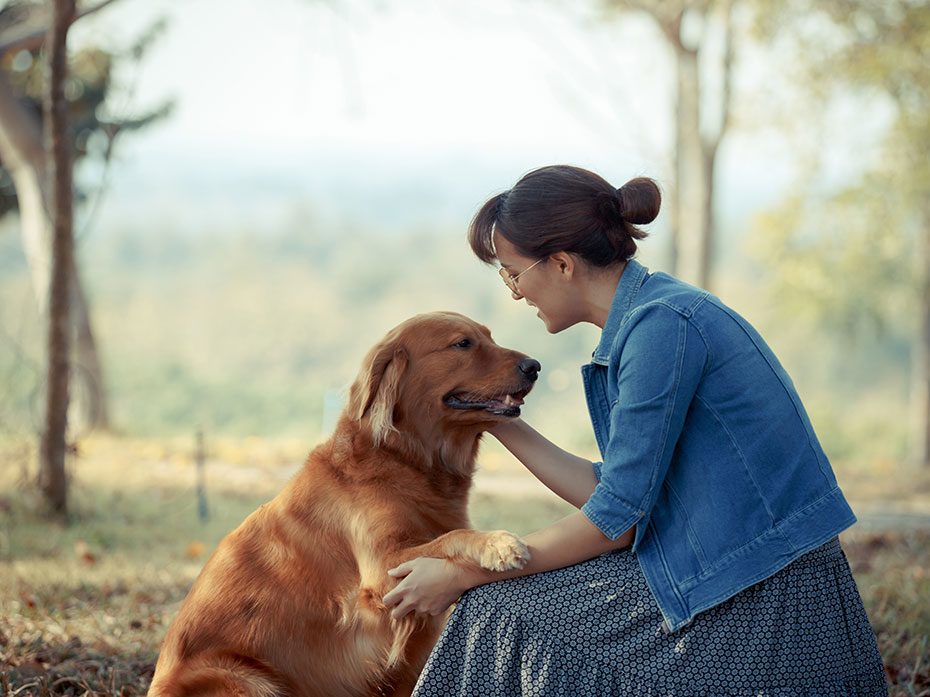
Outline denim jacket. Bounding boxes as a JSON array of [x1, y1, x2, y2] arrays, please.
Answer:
[[580, 260, 856, 632]]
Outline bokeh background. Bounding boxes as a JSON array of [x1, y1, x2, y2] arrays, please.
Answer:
[[3, 0, 927, 463], [1, 0, 929, 694]]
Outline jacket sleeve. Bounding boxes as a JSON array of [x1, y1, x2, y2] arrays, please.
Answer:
[[581, 303, 708, 541]]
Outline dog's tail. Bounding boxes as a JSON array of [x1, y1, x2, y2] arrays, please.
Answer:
[[352, 586, 429, 671], [148, 653, 286, 697], [354, 587, 421, 670], [387, 616, 421, 669]]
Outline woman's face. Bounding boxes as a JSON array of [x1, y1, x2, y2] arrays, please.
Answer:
[[492, 230, 582, 334]]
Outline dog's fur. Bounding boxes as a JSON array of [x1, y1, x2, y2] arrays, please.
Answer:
[[147, 312, 539, 697]]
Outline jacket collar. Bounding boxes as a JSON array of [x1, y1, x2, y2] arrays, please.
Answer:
[[591, 259, 649, 365]]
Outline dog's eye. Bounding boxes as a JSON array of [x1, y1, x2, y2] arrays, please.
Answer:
[[452, 338, 472, 349]]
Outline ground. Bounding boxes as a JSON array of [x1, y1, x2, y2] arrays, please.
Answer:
[[1, 435, 929, 696]]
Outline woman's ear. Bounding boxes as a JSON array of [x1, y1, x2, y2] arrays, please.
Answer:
[[550, 251, 576, 280]]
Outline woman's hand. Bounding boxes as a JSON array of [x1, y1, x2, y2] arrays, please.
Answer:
[[383, 514, 633, 621], [383, 557, 471, 619]]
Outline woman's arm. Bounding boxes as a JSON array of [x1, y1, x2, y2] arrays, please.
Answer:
[[490, 419, 599, 508], [383, 510, 634, 619]]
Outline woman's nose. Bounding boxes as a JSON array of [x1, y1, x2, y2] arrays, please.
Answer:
[[510, 289, 523, 300]]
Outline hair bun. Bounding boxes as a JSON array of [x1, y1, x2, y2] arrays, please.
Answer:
[[594, 191, 624, 225], [617, 178, 661, 225]]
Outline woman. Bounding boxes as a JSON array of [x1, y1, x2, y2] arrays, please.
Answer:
[[383, 165, 886, 696]]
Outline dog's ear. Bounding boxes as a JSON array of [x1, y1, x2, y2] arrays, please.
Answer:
[[347, 340, 408, 444]]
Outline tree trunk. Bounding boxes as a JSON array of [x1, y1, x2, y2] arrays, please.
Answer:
[[0, 53, 109, 433], [696, 0, 733, 292], [71, 262, 108, 427], [655, 11, 685, 275], [615, 2, 725, 288], [0, 71, 51, 302], [674, 41, 707, 288], [653, 1, 732, 291], [698, 145, 716, 289], [912, 302, 930, 468], [38, 0, 75, 518], [910, 211, 930, 468]]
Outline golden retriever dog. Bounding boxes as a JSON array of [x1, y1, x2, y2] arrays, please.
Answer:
[[147, 312, 540, 697]]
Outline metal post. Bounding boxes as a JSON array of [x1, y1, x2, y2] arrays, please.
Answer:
[[196, 427, 209, 522]]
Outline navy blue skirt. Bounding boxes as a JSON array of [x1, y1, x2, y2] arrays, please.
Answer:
[[412, 538, 887, 696]]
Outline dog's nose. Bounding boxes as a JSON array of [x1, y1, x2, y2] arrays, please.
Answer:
[[518, 358, 541, 381]]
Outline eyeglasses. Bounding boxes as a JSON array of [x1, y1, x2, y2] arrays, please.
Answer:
[[499, 258, 544, 294]]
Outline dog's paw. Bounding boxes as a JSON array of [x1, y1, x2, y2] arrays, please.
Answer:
[[479, 531, 531, 572]]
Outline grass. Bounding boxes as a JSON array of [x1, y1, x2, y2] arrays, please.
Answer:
[[1, 435, 928, 696], [845, 532, 930, 695]]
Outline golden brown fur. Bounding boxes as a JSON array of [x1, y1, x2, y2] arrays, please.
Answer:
[[147, 312, 539, 697]]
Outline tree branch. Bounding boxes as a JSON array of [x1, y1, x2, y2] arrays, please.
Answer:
[[701, 0, 735, 156], [0, 0, 123, 57], [605, 0, 687, 52], [717, 0, 735, 140]]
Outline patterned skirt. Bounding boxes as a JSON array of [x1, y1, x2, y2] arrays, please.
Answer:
[[412, 537, 887, 696]]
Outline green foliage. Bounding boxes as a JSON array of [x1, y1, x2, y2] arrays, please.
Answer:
[[748, 176, 919, 337], [0, 42, 108, 215], [1, 201, 916, 466], [0, 215, 603, 448], [743, 0, 930, 466], [0, 2, 171, 216], [746, 0, 930, 313]]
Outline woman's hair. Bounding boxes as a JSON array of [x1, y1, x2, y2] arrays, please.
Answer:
[[468, 165, 661, 267]]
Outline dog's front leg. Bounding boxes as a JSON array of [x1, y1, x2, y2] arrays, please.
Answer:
[[391, 528, 531, 573]]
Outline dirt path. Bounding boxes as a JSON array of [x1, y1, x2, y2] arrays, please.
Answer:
[[846, 506, 930, 531]]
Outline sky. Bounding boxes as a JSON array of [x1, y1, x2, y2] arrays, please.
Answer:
[[64, 0, 683, 236], [62, 0, 877, 241], [81, 1, 664, 154]]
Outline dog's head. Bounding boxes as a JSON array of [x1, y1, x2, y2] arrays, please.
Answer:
[[345, 312, 540, 458]]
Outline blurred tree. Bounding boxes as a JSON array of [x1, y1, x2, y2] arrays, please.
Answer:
[[602, 0, 735, 290], [0, 0, 170, 435], [39, 0, 73, 518], [749, 0, 930, 467]]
